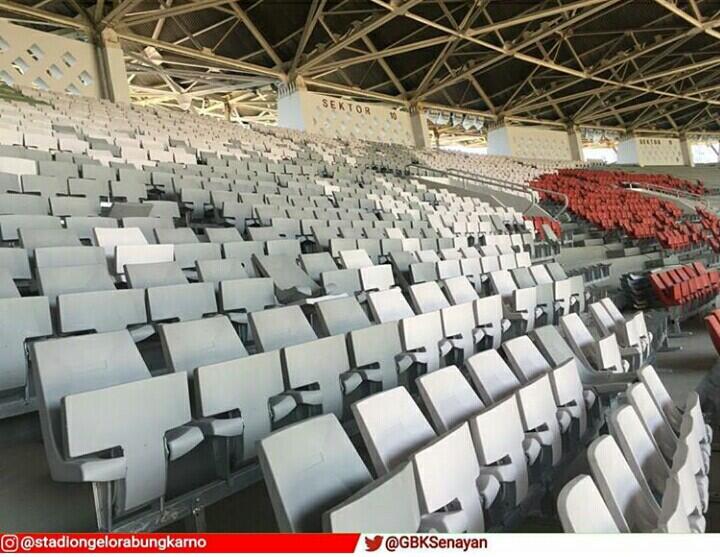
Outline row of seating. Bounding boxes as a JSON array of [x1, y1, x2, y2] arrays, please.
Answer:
[[649, 261, 720, 308], [558, 367, 711, 532], [531, 169, 705, 252]]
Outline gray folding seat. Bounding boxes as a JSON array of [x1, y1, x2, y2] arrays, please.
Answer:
[[587, 435, 661, 532], [68, 177, 110, 203], [590, 302, 643, 366], [0, 172, 20, 193], [0, 215, 62, 242], [282, 333, 354, 418], [258, 414, 372, 532], [220, 202, 252, 231], [0, 296, 53, 413], [469, 395, 536, 511], [121, 217, 173, 244], [315, 296, 371, 336], [466, 349, 521, 405], [222, 240, 264, 277], [204, 228, 240, 244], [320, 268, 361, 296], [0, 193, 49, 215], [626, 382, 678, 463], [196, 349, 284, 462], [515, 373, 566, 467], [125, 261, 187, 289], [441, 301, 483, 362], [416, 365, 484, 433], [357, 239, 383, 263], [37, 264, 115, 310], [253, 254, 322, 303], [65, 216, 118, 243], [473, 294, 510, 350], [637, 365, 687, 435], [399, 311, 445, 376], [388, 251, 417, 274], [19, 228, 81, 255], [0, 246, 31, 281], [413, 423, 487, 533], [49, 196, 99, 217], [408, 281, 450, 314], [409, 262, 438, 284], [114, 243, 175, 276], [560, 313, 628, 374], [489, 269, 540, 333], [557, 475, 620, 533], [502, 335, 552, 383], [670, 438, 707, 533], [328, 238, 357, 257], [147, 282, 217, 323], [249, 305, 317, 352], [32, 330, 202, 517], [111, 181, 148, 202], [323, 461, 422, 533], [219, 277, 277, 328], [339, 249, 373, 270], [154, 228, 198, 244], [443, 275, 479, 305], [359, 264, 394, 293], [299, 252, 338, 282], [348, 322, 403, 391], [415, 249, 439, 263], [353, 386, 436, 475], [530, 324, 633, 393], [158, 315, 247, 378], [82, 164, 116, 183], [58, 289, 152, 342], [173, 242, 221, 273], [266, 238, 301, 257], [608, 404, 670, 500], [367, 287, 414, 323], [22, 175, 67, 197], [35, 246, 105, 269], [601, 297, 652, 357], [197, 258, 248, 291]]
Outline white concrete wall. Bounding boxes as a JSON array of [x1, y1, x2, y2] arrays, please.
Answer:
[[487, 124, 572, 160], [278, 89, 416, 146], [617, 135, 684, 166], [0, 19, 106, 98]]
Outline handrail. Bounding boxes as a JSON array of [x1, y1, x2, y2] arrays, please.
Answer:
[[404, 163, 569, 220], [623, 180, 708, 208]]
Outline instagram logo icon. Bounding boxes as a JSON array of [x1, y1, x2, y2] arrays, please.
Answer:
[[0, 534, 19, 552]]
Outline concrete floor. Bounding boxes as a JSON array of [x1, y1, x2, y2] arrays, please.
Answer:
[[1, 315, 717, 533]]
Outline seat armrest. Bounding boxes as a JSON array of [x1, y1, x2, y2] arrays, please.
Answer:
[[77, 456, 127, 483], [418, 510, 467, 533], [476, 473, 501, 509], [165, 425, 204, 461], [195, 416, 244, 438]]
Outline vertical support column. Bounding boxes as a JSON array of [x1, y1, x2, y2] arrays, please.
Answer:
[[409, 104, 430, 149], [96, 29, 130, 103], [679, 134, 695, 167], [277, 78, 308, 132], [567, 125, 585, 162]]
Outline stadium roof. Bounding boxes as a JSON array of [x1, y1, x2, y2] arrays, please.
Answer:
[[3, 0, 720, 136]]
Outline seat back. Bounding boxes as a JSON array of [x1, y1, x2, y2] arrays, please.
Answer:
[[323, 461, 420, 533], [63, 372, 193, 512], [196, 350, 285, 460], [502, 335, 551, 382], [416, 365, 483, 433], [348, 323, 403, 391], [352, 386, 435, 475], [473, 294, 506, 349], [626, 383, 677, 461], [587, 435, 660, 532], [367, 287, 414, 323], [408, 281, 450, 314], [249, 305, 317, 352], [469, 396, 530, 508], [158, 315, 247, 378], [258, 414, 372, 532], [31, 330, 150, 480], [608, 404, 670, 497], [557, 475, 620, 533], [400, 311, 444, 374], [549, 359, 589, 436], [443, 276, 478, 305], [639, 365, 682, 431], [316, 296, 371, 336], [38, 264, 116, 309], [516, 374, 563, 466], [58, 289, 147, 335], [359, 264, 394, 292], [35, 246, 105, 269], [125, 260, 187, 288], [412, 423, 484, 532], [147, 282, 217, 322], [466, 349, 521, 405]]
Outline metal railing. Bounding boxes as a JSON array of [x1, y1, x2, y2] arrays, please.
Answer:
[[405, 163, 569, 219], [623, 181, 709, 208]]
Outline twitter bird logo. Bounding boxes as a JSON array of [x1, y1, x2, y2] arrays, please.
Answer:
[[365, 535, 383, 552]]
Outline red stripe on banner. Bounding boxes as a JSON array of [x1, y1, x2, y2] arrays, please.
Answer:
[[0, 533, 361, 553]]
